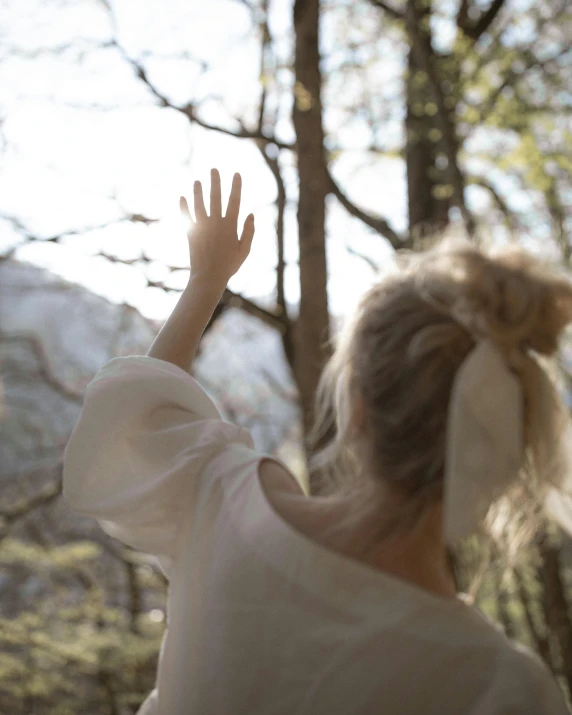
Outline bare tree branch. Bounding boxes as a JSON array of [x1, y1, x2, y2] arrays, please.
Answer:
[[329, 175, 410, 248], [0, 472, 62, 529], [2, 212, 289, 339], [456, 0, 470, 30], [468, 176, 520, 234], [260, 147, 296, 367], [235, 5, 296, 369], [258, 366, 298, 404], [462, 0, 506, 40], [256, 0, 271, 133], [239, 11, 290, 326], [5, 39, 116, 61], [111, 40, 402, 247], [141, 274, 288, 331], [368, 0, 404, 21], [111, 38, 294, 150], [0, 212, 159, 262], [1, 332, 84, 402], [219, 288, 287, 332], [345, 244, 380, 272]]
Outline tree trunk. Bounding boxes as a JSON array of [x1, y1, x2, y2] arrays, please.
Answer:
[[513, 566, 553, 669], [405, 0, 473, 238], [405, 13, 450, 237], [538, 531, 572, 698], [492, 567, 517, 639], [293, 0, 330, 488], [405, 0, 450, 238]]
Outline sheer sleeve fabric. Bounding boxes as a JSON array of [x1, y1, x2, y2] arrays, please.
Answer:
[[63, 356, 254, 561]]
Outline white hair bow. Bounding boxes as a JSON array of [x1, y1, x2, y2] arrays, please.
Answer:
[[444, 340, 572, 544]]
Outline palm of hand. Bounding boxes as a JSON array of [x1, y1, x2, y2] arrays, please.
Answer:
[[180, 168, 255, 287]]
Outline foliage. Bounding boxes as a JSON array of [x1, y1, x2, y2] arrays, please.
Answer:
[[0, 535, 165, 714]]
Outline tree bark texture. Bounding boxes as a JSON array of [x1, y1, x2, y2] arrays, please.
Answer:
[[538, 533, 572, 698], [293, 0, 331, 480], [405, 0, 474, 237], [405, 0, 450, 238]]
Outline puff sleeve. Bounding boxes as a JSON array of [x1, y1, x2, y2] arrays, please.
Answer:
[[63, 356, 254, 561]]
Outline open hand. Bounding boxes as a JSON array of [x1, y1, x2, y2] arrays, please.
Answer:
[[180, 168, 255, 288]]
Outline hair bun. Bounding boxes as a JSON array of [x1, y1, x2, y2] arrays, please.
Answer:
[[488, 248, 572, 355], [418, 243, 572, 356]]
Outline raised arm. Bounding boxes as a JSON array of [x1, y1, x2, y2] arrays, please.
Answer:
[[147, 168, 255, 372]]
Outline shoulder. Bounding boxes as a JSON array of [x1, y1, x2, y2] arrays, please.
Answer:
[[442, 608, 569, 714], [198, 451, 303, 513], [485, 641, 569, 714]]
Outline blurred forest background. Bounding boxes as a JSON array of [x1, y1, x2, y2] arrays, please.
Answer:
[[1, 0, 572, 712]]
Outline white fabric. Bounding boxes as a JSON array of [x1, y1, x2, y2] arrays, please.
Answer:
[[444, 340, 572, 544], [63, 356, 570, 715], [444, 341, 524, 543]]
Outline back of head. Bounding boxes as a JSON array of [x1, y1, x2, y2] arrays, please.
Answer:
[[311, 241, 572, 548]]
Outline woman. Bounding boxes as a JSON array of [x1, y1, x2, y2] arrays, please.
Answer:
[[64, 170, 572, 714]]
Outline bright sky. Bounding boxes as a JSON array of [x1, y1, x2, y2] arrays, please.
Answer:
[[0, 0, 410, 322], [0, 0, 559, 323]]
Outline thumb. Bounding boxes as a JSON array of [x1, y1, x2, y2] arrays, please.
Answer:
[[238, 214, 255, 263], [180, 196, 192, 219]]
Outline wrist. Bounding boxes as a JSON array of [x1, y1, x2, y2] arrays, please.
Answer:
[[188, 272, 228, 297]]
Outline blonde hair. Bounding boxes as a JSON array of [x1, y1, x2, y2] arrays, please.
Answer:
[[310, 241, 572, 552]]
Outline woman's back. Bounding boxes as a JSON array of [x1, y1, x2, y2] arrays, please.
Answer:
[[63, 195, 572, 715], [62, 352, 569, 713], [261, 460, 458, 600], [153, 442, 565, 715]]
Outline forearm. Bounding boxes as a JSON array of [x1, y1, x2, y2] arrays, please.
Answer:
[[146, 276, 225, 373], [147, 167, 254, 371]]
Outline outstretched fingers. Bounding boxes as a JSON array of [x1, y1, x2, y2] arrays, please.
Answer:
[[193, 181, 207, 221], [210, 168, 222, 218], [225, 173, 242, 226], [190, 170, 241, 224], [179, 196, 193, 224], [238, 214, 255, 263]]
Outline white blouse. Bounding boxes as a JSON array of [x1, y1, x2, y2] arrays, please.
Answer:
[[63, 356, 570, 715]]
